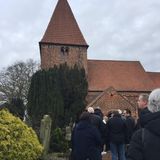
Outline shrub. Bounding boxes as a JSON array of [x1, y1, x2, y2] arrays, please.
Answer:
[[50, 127, 69, 152], [0, 109, 43, 160]]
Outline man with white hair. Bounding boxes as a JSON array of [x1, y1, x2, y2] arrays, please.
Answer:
[[87, 107, 94, 114], [127, 88, 160, 160], [87, 106, 104, 134], [87, 106, 105, 154]]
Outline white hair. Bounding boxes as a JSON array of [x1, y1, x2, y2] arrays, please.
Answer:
[[87, 107, 94, 113], [117, 109, 122, 114], [148, 88, 160, 113]]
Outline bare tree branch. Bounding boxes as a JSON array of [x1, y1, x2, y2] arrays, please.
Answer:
[[0, 59, 39, 104]]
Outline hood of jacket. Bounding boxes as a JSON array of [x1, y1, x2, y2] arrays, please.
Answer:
[[141, 111, 160, 136], [76, 120, 92, 130]]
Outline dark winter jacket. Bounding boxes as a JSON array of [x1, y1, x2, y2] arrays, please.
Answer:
[[106, 114, 127, 144], [94, 108, 104, 120], [135, 107, 150, 130], [127, 111, 160, 160], [125, 116, 135, 143], [72, 120, 102, 160], [89, 113, 106, 136]]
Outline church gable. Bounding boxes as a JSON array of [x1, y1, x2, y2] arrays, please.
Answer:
[[87, 87, 137, 117]]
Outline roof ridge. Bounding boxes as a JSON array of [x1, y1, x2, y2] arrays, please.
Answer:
[[88, 59, 140, 63], [147, 71, 160, 73]]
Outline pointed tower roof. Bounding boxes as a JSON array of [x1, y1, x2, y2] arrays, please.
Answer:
[[40, 0, 88, 47]]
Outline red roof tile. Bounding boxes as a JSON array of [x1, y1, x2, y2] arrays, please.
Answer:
[[88, 60, 155, 91], [147, 72, 160, 88], [40, 0, 88, 46]]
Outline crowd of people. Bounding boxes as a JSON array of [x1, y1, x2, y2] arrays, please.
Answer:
[[70, 88, 160, 160]]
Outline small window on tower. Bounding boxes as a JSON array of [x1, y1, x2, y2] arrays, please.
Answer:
[[61, 47, 65, 54], [65, 47, 69, 52], [60, 46, 69, 55]]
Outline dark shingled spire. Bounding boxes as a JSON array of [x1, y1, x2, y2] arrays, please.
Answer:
[[40, 0, 88, 46]]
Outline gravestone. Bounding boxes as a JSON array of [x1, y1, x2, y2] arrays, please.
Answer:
[[40, 115, 52, 156], [65, 126, 71, 141]]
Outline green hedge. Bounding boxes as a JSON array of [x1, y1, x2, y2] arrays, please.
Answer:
[[0, 109, 43, 160]]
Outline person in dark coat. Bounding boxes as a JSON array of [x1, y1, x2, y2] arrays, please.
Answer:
[[87, 107, 106, 152], [123, 109, 135, 143], [106, 111, 127, 160], [135, 94, 150, 130], [127, 88, 160, 160], [94, 106, 104, 120], [72, 111, 102, 160]]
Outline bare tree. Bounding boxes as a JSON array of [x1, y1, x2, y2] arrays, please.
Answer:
[[0, 59, 39, 104]]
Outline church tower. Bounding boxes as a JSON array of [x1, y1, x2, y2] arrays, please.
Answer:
[[39, 0, 88, 73]]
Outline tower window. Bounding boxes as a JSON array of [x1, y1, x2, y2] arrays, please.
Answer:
[[60, 46, 69, 55], [65, 47, 69, 53]]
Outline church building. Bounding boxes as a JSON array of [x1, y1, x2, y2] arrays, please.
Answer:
[[39, 0, 160, 116]]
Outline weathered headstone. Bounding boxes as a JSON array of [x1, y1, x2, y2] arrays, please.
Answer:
[[40, 115, 52, 156], [65, 126, 71, 141]]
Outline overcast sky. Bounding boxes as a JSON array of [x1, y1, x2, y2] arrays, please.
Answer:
[[0, 0, 160, 72]]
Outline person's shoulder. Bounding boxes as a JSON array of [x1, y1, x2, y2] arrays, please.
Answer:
[[141, 107, 150, 115], [133, 128, 142, 135], [131, 129, 143, 143], [92, 113, 102, 121], [127, 116, 135, 122]]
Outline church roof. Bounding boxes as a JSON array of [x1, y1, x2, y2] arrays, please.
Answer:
[[147, 72, 160, 87], [88, 60, 155, 91], [40, 0, 88, 46]]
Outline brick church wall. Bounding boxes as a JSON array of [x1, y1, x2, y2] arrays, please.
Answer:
[[40, 44, 88, 72]]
